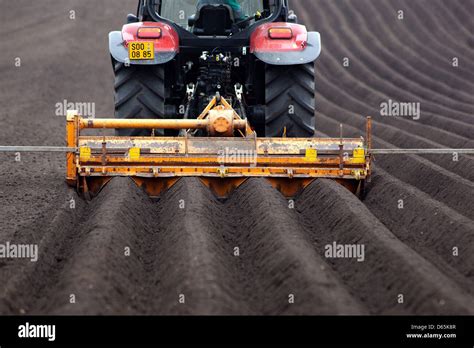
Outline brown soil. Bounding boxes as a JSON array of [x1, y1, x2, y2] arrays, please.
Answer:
[[0, 0, 473, 315]]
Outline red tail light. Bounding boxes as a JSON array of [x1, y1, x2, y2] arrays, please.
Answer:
[[268, 27, 293, 40], [122, 22, 179, 53], [137, 27, 162, 39]]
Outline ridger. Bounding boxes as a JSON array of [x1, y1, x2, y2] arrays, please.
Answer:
[[18, 323, 56, 342]]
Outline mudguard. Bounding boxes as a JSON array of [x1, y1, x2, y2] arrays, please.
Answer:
[[250, 23, 321, 65], [109, 22, 179, 65]]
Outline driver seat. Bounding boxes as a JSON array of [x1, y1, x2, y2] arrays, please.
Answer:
[[189, 4, 235, 36]]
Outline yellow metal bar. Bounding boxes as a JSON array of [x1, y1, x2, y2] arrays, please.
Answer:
[[77, 136, 365, 156], [65, 111, 78, 184], [79, 155, 367, 167], [366, 116, 372, 179], [79, 118, 248, 130], [196, 96, 217, 120], [76, 166, 366, 178], [366, 116, 372, 151]]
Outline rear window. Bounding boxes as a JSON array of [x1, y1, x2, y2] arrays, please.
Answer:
[[160, 0, 265, 31]]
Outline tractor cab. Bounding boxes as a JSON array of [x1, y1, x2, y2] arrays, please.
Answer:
[[189, 1, 236, 36], [141, 0, 275, 35]]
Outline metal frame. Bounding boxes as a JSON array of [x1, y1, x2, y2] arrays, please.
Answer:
[[2, 113, 472, 199], [58, 109, 370, 198], [3, 147, 472, 155]]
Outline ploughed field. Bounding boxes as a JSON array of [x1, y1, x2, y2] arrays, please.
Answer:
[[0, 0, 473, 314]]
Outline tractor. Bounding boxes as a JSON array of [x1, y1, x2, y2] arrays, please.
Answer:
[[59, 0, 368, 199], [109, 0, 321, 138]]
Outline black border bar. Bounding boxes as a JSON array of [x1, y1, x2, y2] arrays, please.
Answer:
[[0, 315, 472, 346]]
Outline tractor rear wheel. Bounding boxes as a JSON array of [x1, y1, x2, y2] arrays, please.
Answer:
[[114, 61, 165, 136], [265, 63, 316, 137]]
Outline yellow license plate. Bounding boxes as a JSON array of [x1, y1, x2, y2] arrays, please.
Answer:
[[129, 41, 155, 60]]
